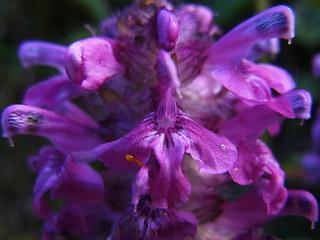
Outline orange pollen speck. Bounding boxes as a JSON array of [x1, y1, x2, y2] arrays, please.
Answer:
[[143, 0, 154, 5], [170, 52, 178, 66], [126, 154, 144, 167]]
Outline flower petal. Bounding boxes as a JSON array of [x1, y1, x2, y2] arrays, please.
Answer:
[[205, 5, 294, 66], [218, 105, 284, 143], [51, 157, 104, 206], [23, 75, 83, 109], [151, 133, 191, 208], [2, 104, 103, 161], [94, 113, 156, 170], [229, 140, 268, 185], [19, 41, 66, 72], [204, 6, 295, 103], [280, 190, 318, 223], [65, 37, 124, 91], [178, 113, 237, 174], [32, 147, 66, 219]]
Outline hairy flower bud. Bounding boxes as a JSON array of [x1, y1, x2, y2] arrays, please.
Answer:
[[157, 7, 179, 51]]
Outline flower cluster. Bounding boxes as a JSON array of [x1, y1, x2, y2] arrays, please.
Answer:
[[2, 0, 318, 239]]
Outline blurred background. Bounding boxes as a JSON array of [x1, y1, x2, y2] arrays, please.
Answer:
[[1, 0, 320, 239]]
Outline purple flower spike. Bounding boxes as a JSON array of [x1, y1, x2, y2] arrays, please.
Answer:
[[2, 104, 103, 161], [157, 7, 179, 51], [19, 41, 66, 72], [65, 37, 124, 91]]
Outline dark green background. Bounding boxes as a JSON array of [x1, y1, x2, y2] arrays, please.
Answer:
[[1, 0, 320, 239]]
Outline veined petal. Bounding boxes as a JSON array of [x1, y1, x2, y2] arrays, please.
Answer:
[[204, 6, 295, 103], [19, 41, 66, 72], [152, 133, 191, 208], [280, 190, 318, 223], [178, 113, 237, 174], [2, 104, 103, 161], [205, 5, 294, 65], [23, 75, 83, 109], [65, 37, 124, 91], [94, 113, 156, 171], [284, 90, 312, 119]]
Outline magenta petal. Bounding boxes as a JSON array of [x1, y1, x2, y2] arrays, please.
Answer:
[[230, 140, 268, 185], [259, 157, 288, 214], [230, 139, 287, 215], [131, 164, 154, 205], [206, 5, 294, 65], [179, 113, 237, 174], [244, 62, 296, 94], [152, 133, 191, 208], [65, 37, 124, 91], [204, 6, 295, 103], [51, 157, 104, 206], [94, 114, 156, 170], [280, 190, 318, 223], [23, 75, 83, 109], [265, 95, 295, 118], [19, 41, 66, 72], [218, 105, 284, 143], [210, 60, 272, 102], [2, 104, 103, 161]]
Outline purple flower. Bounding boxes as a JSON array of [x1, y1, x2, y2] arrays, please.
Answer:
[[95, 50, 237, 209], [1, 0, 318, 239]]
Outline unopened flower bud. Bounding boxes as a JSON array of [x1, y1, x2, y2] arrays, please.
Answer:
[[157, 8, 179, 51]]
